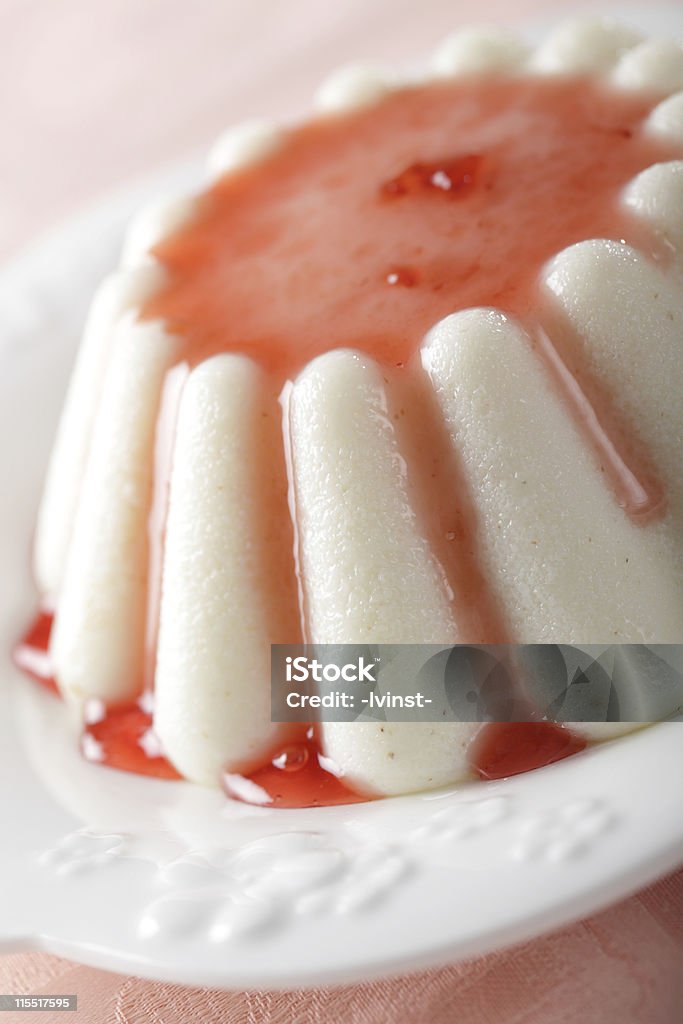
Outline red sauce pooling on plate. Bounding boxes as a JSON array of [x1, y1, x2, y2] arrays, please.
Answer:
[[470, 722, 587, 780], [82, 700, 181, 780], [15, 614, 179, 779], [223, 733, 369, 808], [13, 610, 58, 695]]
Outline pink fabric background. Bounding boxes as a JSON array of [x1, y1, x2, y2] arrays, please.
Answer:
[[2, 1, 682, 1020]]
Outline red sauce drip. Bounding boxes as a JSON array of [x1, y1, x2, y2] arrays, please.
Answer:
[[222, 735, 370, 808], [387, 368, 512, 641], [14, 616, 180, 780], [380, 154, 485, 199], [81, 701, 181, 780], [13, 610, 58, 695], [531, 323, 666, 523], [470, 722, 587, 781]]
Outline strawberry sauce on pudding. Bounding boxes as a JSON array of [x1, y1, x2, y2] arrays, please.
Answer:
[[20, 24, 683, 806], [145, 76, 674, 377]]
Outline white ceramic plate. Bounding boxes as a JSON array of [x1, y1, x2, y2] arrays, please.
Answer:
[[2, 7, 683, 989]]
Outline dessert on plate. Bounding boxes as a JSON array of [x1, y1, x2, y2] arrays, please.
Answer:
[[16, 18, 683, 805]]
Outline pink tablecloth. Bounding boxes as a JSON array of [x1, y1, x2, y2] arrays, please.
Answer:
[[2, 1, 682, 1020]]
